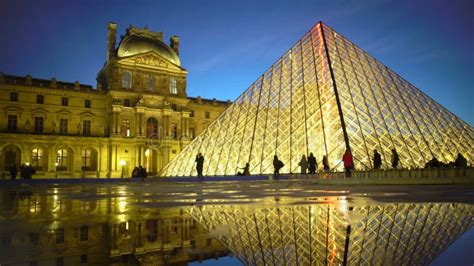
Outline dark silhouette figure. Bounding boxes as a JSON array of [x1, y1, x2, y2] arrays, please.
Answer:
[[455, 153, 467, 168], [20, 164, 35, 179], [322, 155, 330, 171], [373, 149, 382, 169], [273, 155, 284, 175], [132, 167, 139, 178], [195, 153, 204, 177], [237, 163, 250, 176], [9, 164, 17, 180], [391, 149, 400, 169], [298, 155, 308, 174], [307, 153, 317, 174], [138, 166, 147, 178], [342, 150, 354, 177]]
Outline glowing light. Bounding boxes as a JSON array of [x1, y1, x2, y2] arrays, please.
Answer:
[[145, 149, 150, 157], [120, 159, 126, 166]]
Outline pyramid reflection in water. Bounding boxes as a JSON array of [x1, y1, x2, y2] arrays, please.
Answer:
[[162, 22, 473, 176], [188, 202, 473, 265]]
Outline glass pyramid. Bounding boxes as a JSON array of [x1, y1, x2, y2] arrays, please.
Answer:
[[187, 202, 473, 265], [162, 22, 473, 176]]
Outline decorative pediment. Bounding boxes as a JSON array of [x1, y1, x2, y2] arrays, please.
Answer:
[[119, 52, 183, 72], [79, 111, 96, 117]]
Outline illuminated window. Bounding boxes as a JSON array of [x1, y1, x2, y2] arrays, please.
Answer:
[[170, 78, 177, 94], [10, 92, 17, 102], [59, 118, 68, 134], [122, 71, 132, 89], [82, 148, 97, 171], [7, 115, 17, 132], [83, 120, 91, 136], [31, 148, 43, 170], [84, 99, 91, 108], [147, 75, 154, 91], [121, 119, 130, 137], [146, 117, 158, 137], [61, 97, 68, 106], [36, 95, 44, 104], [56, 149, 68, 171], [34, 117, 43, 133]]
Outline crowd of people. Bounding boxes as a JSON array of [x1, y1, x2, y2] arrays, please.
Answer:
[[131, 166, 148, 178], [5, 163, 36, 180]]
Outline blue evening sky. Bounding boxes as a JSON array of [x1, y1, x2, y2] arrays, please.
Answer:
[[1, 0, 473, 125]]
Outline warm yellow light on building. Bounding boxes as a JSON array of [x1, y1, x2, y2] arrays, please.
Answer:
[[144, 149, 150, 157], [120, 159, 126, 166]]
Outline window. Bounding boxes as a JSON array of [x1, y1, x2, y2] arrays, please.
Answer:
[[56, 149, 68, 171], [84, 99, 91, 108], [146, 117, 158, 138], [171, 104, 177, 111], [7, 115, 17, 132], [122, 71, 132, 89], [56, 257, 64, 266], [80, 226, 88, 241], [121, 119, 130, 137], [207, 238, 212, 246], [124, 99, 130, 107], [55, 229, 64, 244], [36, 95, 44, 104], [82, 149, 96, 171], [61, 97, 68, 106], [83, 120, 91, 136], [34, 117, 44, 133], [171, 123, 177, 139], [31, 148, 43, 170], [81, 254, 88, 264], [205, 112, 210, 119], [59, 118, 68, 134], [10, 92, 18, 101], [169, 77, 177, 94], [29, 232, 39, 245], [147, 75, 154, 91], [189, 110, 194, 117], [189, 127, 195, 139]]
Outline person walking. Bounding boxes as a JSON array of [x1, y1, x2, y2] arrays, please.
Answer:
[[307, 153, 317, 174], [342, 149, 354, 177], [373, 149, 382, 169], [273, 155, 283, 175], [195, 153, 204, 177], [391, 149, 400, 169], [298, 155, 308, 175], [9, 164, 17, 180], [322, 155, 330, 172]]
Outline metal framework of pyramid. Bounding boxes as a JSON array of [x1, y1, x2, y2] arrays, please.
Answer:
[[188, 202, 473, 265], [163, 22, 473, 176]]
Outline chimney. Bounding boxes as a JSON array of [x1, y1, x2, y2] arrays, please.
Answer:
[[170, 35, 180, 55], [107, 22, 117, 62]]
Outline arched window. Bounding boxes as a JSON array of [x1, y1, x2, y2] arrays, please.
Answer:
[[82, 148, 97, 171], [56, 149, 68, 171], [169, 77, 177, 94], [31, 148, 43, 170], [146, 117, 158, 138], [122, 71, 132, 89], [147, 75, 155, 91]]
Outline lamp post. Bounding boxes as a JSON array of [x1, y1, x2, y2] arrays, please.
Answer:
[[55, 162, 58, 178], [120, 160, 126, 178]]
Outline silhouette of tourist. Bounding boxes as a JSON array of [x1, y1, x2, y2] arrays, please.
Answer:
[[391, 149, 399, 169], [20, 164, 35, 179], [238, 163, 250, 176], [273, 155, 284, 175], [195, 153, 204, 177], [373, 149, 382, 169], [132, 167, 139, 178], [9, 164, 17, 180], [455, 153, 467, 168], [322, 155, 330, 172], [342, 149, 354, 177], [138, 166, 147, 178], [298, 155, 308, 174], [307, 153, 317, 174]]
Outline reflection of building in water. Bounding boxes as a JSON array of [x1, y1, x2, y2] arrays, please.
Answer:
[[0, 190, 229, 265], [188, 201, 473, 265]]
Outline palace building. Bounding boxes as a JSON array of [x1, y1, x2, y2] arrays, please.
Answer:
[[0, 22, 230, 178]]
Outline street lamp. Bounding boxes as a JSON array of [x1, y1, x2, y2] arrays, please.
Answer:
[[55, 162, 58, 178], [120, 160, 126, 178]]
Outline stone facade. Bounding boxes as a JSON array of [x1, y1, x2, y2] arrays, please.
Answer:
[[0, 23, 230, 178]]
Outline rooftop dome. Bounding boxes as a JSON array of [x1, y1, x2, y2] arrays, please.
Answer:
[[117, 35, 181, 66]]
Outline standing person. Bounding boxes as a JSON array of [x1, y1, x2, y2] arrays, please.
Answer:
[[242, 163, 250, 176], [391, 149, 400, 169], [132, 167, 139, 178], [307, 153, 317, 174], [20, 164, 26, 179], [10, 164, 17, 180], [373, 149, 382, 169], [273, 155, 283, 175], [195, 153, 204, 177], [342, 150, 354, 177], [298, 155, 308, 175], [322, 155, 330, 172]]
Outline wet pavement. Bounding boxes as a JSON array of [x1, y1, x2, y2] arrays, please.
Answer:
[[0, 180, 473, 265]]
